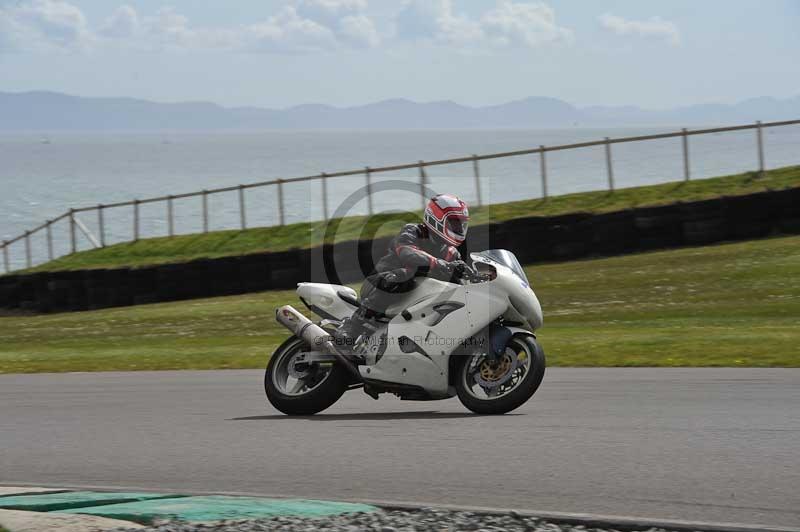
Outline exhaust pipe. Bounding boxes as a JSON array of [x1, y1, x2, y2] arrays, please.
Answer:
[[275, 305, 362, 380]]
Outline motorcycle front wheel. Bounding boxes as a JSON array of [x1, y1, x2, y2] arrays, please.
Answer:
[[265, 336, 348, 415], [455, 334, 546, 415]]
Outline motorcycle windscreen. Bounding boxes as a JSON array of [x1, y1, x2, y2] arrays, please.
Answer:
[[471, 250, 530, 287]]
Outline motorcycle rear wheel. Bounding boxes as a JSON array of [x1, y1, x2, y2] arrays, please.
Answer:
[[265, 336, 348, 415], [456, 335, 546, 415]]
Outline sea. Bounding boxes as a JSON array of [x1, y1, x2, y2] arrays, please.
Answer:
[[2, 125, 799, 270]]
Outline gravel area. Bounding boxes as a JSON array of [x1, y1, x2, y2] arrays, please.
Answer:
[[109, 508, 687, 532]]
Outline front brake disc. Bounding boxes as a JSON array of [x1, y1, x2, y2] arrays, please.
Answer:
[[473, 350, 520, 388]]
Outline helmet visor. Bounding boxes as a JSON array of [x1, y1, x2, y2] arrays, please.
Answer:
[[446, 216, 468, 239]]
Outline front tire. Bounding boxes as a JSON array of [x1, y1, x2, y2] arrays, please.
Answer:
[[456, 335, 545, 415], [265, 336, 348, 415]]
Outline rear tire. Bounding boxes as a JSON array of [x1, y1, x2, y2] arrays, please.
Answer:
[[456, 335, 545, 415], [265, 336, 348, 416]]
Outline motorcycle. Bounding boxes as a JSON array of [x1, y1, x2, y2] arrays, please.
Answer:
[[267, 249, 545, 415]]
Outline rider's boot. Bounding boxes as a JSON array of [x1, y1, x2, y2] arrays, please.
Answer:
[[334, 307, 374, 349]]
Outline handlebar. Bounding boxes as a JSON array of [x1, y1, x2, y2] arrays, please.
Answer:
[[458, 264, 491, 283]]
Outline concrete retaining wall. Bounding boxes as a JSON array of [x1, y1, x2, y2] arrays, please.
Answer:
[[1, 188, 798, 314]]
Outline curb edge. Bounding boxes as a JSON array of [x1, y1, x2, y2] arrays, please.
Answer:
[[3, 484, 797, 532]]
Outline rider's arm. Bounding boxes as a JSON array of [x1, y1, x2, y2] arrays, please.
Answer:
[[393, 225, 451, 276]]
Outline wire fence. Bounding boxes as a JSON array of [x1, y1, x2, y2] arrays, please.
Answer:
[[2, 119, 799, 274]]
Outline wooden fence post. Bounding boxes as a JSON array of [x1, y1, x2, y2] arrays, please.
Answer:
[[756, 121, 765, 177], [321, 173, 329, 221], [277, 180, 285, 226], [472, 155, 483, 207], [2, 242, 8, 273], [682, 129, 691, 181], [69, 209, 77, 253], [604, 137, 615, 192], [202, 190, 209, 233], [24, 231, 31, 268], [238, 185, 247, 230], [540, 145, 548, 199], [365, 167, 373, 216], [97, 205, 106, 247], [133, 200, 140, 241], [167, 196, 175, 237], [46, 220, 54, 260], [419, 161, 427, 211]]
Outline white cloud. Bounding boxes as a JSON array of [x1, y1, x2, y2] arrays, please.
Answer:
[[296, 0, 368, 28], [394, 0, 571, 49], [245, 6, 337, 53], [395, 0, 482, 44], [145, 7, 240, 50], [338, 14, 380, 48], [152, 7, 190, 41], [482, 1, 572, 48], [293, 0, 378, 49], [100, 5, 138, 38], [0, 0, 93, 51], [0, 0, 380, 54], [0, 9, 27, 51], [599, 13, 680, 46], [1, 0, 574, 55]]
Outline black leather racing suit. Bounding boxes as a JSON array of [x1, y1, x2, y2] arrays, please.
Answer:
[[359, 223, 462, 318]]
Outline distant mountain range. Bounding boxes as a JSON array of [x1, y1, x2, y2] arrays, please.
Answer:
[[1, 91, 799, 130]]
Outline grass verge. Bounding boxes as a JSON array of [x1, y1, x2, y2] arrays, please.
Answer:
[[22, 165, 800, 273], [2, 234, 798, 372]]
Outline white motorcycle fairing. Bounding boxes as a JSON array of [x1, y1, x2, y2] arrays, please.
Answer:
[[296, 283, 359, 321], [360, 260, 542, 397], [361, 277, 467, 398]]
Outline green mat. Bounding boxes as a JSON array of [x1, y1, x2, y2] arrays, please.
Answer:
[[58, 495, 376, 524], [0, 491, 180, 512]]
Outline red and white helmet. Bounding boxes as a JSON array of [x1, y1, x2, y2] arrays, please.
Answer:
[[424, 194, 469, 246]]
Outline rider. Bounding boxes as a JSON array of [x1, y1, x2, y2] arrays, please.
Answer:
[[335, 194, 471, 344]]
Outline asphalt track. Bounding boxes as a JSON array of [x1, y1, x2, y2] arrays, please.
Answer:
[[1, 368, 799, 529]]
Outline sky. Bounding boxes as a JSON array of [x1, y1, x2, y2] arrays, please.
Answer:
[[1, 0, 798, 109]]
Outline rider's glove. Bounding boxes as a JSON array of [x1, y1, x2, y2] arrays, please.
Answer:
[[432, 259, 468, 280], [432, 258, 451, 274], [440, 260, 469, 279], [449, 260, 469, 278]]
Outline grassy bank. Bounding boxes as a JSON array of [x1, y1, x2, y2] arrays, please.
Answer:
[[23, 165, 800, 273], [2, 234, 798, 373]]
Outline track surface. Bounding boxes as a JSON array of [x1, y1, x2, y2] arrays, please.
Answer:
[[1, 368, 799, 528]]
